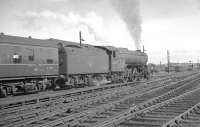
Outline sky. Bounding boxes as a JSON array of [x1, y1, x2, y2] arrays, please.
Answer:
[[0, 0, 200, 64]]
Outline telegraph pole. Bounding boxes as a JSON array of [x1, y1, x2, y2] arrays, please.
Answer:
[[167, 50, 170, 73], [79, 31, 82, 46], [160, 61, 162, 72], [79, 31, 85, 46]]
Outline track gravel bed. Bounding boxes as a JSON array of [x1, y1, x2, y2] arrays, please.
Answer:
[[20, 73, 200, 127], [0, 75, 179, 127], [96, 75, 200, 127]]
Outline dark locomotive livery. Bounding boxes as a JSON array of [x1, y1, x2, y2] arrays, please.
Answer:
[[0, 33, 148, 97], [56, 44, 148, 88]]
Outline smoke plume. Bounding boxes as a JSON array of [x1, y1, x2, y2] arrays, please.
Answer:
[[110, 0, 142, 50]]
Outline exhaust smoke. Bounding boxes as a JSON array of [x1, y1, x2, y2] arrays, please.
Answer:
[[110, 0, 142, 50]]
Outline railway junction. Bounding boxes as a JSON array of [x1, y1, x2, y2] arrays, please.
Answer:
[[0, 71, 200, 127]]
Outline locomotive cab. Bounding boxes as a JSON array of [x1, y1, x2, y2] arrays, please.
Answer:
[[95, 46, 125, 83]]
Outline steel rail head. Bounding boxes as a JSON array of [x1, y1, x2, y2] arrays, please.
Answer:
[[161, 102, 200, 127], [0, 81, 140, 109], [95, 83, 200, 127]]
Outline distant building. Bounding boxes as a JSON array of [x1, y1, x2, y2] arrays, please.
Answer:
[[148, 62, 199, 73]]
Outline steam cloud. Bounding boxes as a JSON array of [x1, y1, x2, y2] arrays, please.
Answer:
[[20, 11, 106, 42], [110, 0, 142, 50], [18, 2, 140, 48]]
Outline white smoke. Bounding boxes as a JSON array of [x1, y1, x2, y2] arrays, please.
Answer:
[[109, 0, 142, 50], [20, 10, 107, 42], [18, 9, 135, 48]]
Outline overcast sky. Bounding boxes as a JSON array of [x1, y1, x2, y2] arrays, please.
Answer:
[[1, 0, 200, 64]]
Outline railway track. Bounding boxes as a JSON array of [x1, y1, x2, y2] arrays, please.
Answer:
[[116, 86, 200, 127], [0, 70, 194, 110], [0, 81, 144, 110], [70, 73, 200, 127], [0, 73, 186, 127], [8, 73, 200, 127], [95, 76, 200, 127], [173, 102, 200, 127], [0, 77, 173, 127], [0, 84, 136, 126], [0, 73, 179, 113], [0, 71, 198, 127]]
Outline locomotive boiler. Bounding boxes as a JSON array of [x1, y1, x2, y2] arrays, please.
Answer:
[[118, 48, 148, 65], [118, 48, 148, 80]]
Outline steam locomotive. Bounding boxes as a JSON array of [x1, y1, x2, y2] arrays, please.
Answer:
[[0, 33, 148, 97], [55, 43, 148, 88]]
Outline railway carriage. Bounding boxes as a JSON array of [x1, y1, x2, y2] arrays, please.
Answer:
[[0, 34, 66, 96], [0, 43, 58, 76], [0, 43, 58, 96]]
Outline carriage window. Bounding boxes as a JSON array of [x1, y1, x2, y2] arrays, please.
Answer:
[[28, 55, 34, 61], [113, 51, 116, 58], [28, 48, 34, 61], [47, 59, 54, 64], [13, 54, 22, 63]]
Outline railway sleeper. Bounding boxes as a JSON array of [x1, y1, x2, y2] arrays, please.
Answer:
[[30, 87, 152, 126], [96, 82, 200, 127], [119, 121, 162, 127], [162, 102, 200, 127]]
